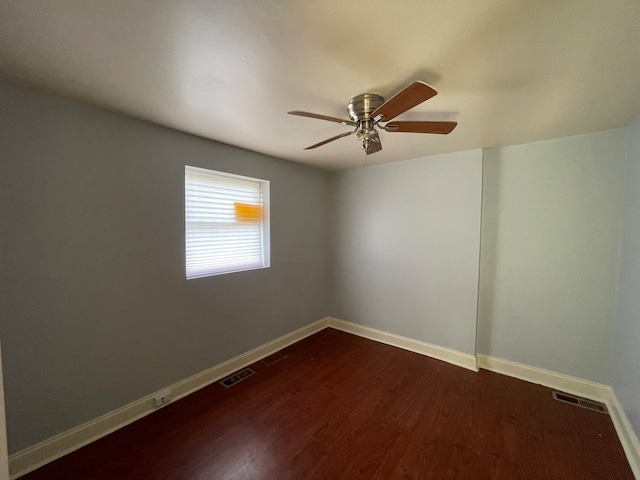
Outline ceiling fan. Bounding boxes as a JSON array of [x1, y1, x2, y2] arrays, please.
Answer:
[[288, 81, 457, 155]]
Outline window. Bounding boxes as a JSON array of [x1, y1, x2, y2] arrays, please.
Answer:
[[185, 166, 270, 279]]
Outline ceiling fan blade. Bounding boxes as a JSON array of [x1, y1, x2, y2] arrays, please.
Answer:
[[384, 121, 457, 134], [371, 81, 438, 122], [304, 130, 354, 150], [366, 139, 383, 155], [288, 110, 357, 127]]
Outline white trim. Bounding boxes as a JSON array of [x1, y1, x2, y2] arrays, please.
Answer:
[[606, 387, 640, 479], [327, 317, 478, 372], [478, 354, 640, 477], [10, 320, 639, 479], [477, 354, 610, 402], [9, 318, 330, 479]]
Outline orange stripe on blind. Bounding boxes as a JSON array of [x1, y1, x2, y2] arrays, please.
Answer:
[[234, 202, 262, 222]]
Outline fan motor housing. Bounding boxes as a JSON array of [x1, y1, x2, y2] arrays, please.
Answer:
[[347, 94, 385, 122]]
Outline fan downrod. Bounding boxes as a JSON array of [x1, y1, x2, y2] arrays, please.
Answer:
[[288, 81, 457, 155], [347, 94, 385, 122], [347, 94, 384, 153]]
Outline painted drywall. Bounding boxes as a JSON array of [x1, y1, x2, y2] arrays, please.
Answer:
[[0, 344, 9, 480], [613, 116, 640, 437], [330, 150, 483, 355], [0, 83, 331, 453], [477, 129, 627, 383]]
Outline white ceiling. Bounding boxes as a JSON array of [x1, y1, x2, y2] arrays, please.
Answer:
[[1, 1, 640, 170]]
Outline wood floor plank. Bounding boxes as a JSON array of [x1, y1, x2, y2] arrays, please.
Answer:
[[21, 329, 634, 479]]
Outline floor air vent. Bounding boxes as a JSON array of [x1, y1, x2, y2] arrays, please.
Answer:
[[219, 368, 256, 388], [552, 391, 609, 414]]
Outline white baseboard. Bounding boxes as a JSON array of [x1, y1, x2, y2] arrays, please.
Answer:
[[477, 354, 610, 402], [478, 354, 640, 478], [9, 317, 330, 479], [606, 387, 640, 479], [327, 317, 478, 372], [10, 318, 639, 480]]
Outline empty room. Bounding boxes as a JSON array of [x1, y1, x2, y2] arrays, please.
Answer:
[[1, 1, 639, 479]]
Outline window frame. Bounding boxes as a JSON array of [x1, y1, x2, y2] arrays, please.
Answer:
[[184, 165, 270, 279]]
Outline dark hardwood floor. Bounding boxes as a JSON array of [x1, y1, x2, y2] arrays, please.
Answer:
[[22, 328, 633, 479]]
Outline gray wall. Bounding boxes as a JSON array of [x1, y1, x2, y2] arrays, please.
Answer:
[[330, 150, 483, 355], [613, 117, 640, 438], [0, 344, 8, 480], [2, 80, 639, 458], [478, 130, 627, 383], [0, 83, 331, 453]]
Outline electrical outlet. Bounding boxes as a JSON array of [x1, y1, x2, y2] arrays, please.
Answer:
[[154, 390, 172, 408]]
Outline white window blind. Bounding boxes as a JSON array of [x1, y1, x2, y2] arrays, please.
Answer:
[[185, 166, 270, 279]]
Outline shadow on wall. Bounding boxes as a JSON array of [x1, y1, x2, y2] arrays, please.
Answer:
[[476, 149, 501, 356]]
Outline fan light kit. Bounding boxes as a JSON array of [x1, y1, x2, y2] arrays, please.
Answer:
[[288, 81, 457, 155]]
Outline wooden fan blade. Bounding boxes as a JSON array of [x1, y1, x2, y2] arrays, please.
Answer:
[[288, 110, 357, 127], [384, 121, 457, 134], [304, 130, 354, 150], [371, 81, 438, 122], [366, 139, 383, 155]]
